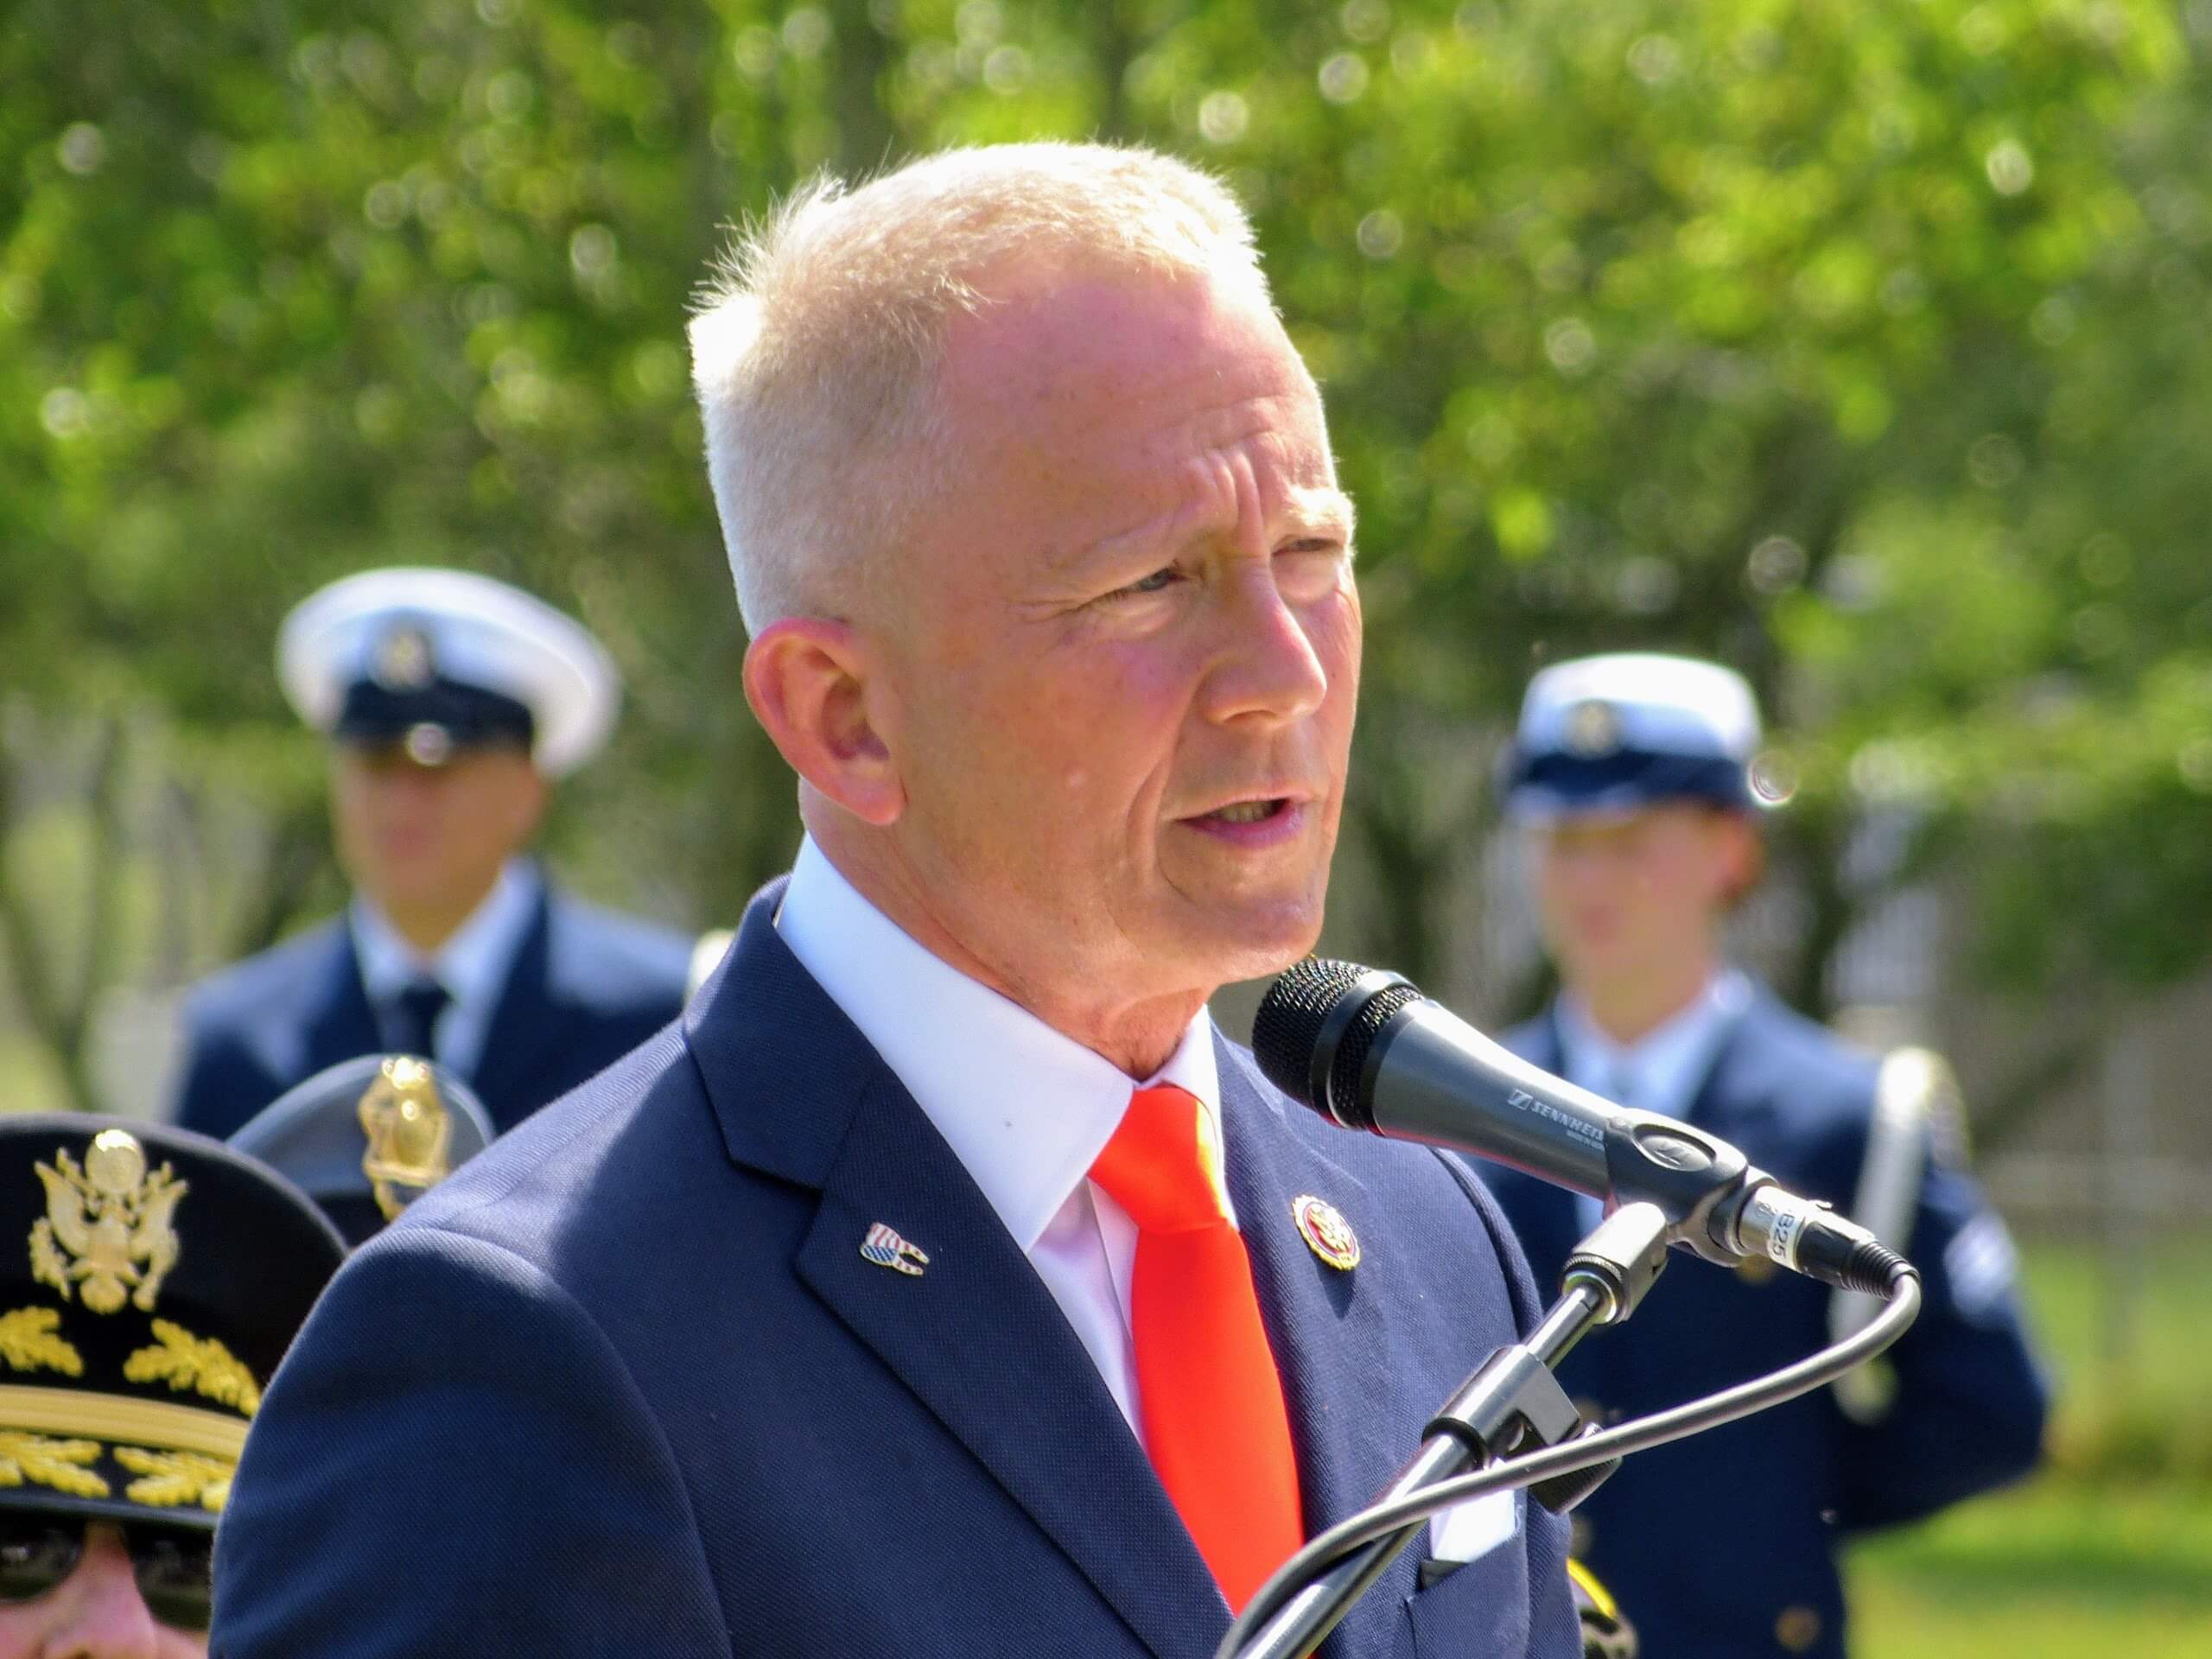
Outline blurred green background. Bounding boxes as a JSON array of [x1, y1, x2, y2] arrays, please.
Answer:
[[1847, 1232, 2212, 1656], [4, 0, 2209, 1648]]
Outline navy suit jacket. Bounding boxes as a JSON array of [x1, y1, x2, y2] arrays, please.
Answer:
[[170, 879, 691, 1139], [1482, 988, 2049, 1659], [213, 881, 1579, 1659]]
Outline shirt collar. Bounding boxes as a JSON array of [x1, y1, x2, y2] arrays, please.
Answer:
[[351, 859, 541, 1014], [774, 836, 1226, 1250], [1556, 969, 1750, 1121]]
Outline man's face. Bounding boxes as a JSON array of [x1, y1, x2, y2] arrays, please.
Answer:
[[1530, 803, 1753, 990], [329, 742, 545, 921], [870, 264, 1362, 1022], [0, 1522, 208, 1657]]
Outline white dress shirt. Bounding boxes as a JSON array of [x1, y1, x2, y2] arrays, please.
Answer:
[[776, 838, 1516, 1567], [775, 836, 1226, 1436], [350, 859, 541, 1080], [1554, 969, 1751, 1233]]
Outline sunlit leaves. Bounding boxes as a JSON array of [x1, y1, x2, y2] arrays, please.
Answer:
[[3, 0, 2210, 996]]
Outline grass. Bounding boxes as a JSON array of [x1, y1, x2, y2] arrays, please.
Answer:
[[1849, 1478, 2212, 1656], [2008, 1231, 2212, 1478], [1844, 1231, 2212, 1655]]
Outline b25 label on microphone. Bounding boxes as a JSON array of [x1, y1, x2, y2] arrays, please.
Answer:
[[1763, 1205, 1804, 1269]]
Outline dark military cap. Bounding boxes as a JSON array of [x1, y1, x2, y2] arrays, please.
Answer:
[[228, 1055, 494, 1247], [0, 1116, 343, 1533]]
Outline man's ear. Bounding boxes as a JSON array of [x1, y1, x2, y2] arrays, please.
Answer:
[[1714, 810, 1764, 909], [742, 618, 904, 827], [509, 759, 550, 845]]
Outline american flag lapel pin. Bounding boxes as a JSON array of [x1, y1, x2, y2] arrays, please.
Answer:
[[861, 1221, 929, 1277]]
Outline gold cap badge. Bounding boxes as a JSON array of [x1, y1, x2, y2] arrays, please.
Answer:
[[358, 1058, 455, 1222], [1292, 1194, 1360, 1271], [370, 622, 435, 690], [402, 722, 454, 767], [29, 1131, 186, 1317], [1562, 698, 1624, 759]]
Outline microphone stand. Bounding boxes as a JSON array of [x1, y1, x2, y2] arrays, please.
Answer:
[[1231, 1203, 1675, 1659]]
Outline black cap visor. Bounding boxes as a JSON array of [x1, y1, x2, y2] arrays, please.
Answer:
[[1505, 747, 1752, 817], [333, 677, 535, 761]]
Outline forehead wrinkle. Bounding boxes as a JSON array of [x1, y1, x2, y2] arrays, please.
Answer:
[[1071, 485, 1220, 574], [1054, 401, 1341, 575]]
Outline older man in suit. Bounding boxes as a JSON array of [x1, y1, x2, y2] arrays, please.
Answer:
[[210, 143, 1580, 1659], [170, 569, 691, 1138]]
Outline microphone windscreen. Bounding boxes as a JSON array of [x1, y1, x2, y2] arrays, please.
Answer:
[[1251, 958, 1419, 1128]]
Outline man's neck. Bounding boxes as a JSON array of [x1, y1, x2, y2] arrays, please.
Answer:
[[805, 813, 1204, 1079], [373, 878, 500, 958], [1576, 952, 1722, 1048]]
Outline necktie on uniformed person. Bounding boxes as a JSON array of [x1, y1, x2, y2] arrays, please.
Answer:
[[1089, 1084, 1303, 1612], [385, 977, 450, 1062]]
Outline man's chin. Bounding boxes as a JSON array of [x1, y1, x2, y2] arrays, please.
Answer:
[[1558, 943, 1643, 989], [1173, 896, 1329, 988]]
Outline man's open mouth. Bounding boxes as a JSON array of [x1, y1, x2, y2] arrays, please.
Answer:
[[1200, 798, 1291, 824]]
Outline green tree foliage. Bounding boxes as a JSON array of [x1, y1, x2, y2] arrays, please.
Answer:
[[3, 0, 2209, 1104]]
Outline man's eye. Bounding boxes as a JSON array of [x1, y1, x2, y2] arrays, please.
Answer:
[[1110, 567, 1182, 599], [1275, 541, 1349, 596]]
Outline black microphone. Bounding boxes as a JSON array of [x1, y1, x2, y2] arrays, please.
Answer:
[[1252, 958, 1904, 1294]]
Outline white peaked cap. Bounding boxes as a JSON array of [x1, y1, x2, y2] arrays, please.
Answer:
[[1504, 652, 1765, 821], [277, 567, 620, 779], [1517, 652, 1762, 761]]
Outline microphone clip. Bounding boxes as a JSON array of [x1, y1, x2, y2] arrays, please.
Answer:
[[1420, 1203, 1676, 1521], [1597, 1112, 1756, 1268], [1561, 1200, 1673, 1326]]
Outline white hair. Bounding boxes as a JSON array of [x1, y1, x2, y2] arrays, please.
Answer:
[[687, 143, 1269, 632]]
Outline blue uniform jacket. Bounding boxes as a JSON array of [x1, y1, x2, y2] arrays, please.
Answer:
[[212, 880, 1580, 1659], [170, 879, 690, 1139], [1481, 988, 2049, 1659]]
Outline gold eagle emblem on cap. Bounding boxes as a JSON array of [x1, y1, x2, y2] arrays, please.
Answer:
[[358, 1057, 454, 1221], [1561, 698, 1624, 759], [29, 1131, 186, 1317], [370, 621, 436, 690]]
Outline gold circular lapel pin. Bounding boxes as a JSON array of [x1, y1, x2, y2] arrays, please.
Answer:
[[1291, 1194, 1360, 1271]]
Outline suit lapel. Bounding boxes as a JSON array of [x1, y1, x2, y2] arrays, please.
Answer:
[[690, 888, 1223, 1659], [302, 921, 383, 1076], [468, 885, 558, 1121], [1679, 990, 1764, 1134], [1219, 1040, 1427, 1657]]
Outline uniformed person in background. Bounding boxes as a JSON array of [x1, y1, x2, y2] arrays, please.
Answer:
[[228, 1054, 495, 1247], [0, 1115, 344, 1655], [169, 568, 692, 1140], [1480, 652, 2049, 1659]]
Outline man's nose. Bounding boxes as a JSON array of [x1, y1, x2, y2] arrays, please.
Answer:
[[1552, 848, 1618, 883], [1197, 562, 1334, 728], [365, 766, 454, 814], [42, 1529, 164, 1659]]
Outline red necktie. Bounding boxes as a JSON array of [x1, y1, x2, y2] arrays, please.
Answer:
[[1090, 1084, 1304, 1611]]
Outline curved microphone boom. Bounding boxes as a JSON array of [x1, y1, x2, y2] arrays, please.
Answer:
[[1253, 958, 1903, 1294]]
